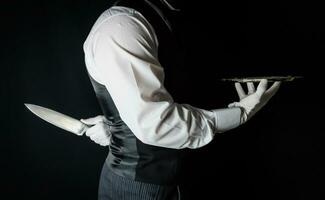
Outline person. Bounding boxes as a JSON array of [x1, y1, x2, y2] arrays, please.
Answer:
[[81, 0, 281, 199]]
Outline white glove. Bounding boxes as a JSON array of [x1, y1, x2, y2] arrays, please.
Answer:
[[228, 79, 281, 124], [80, 115, 111, 146]]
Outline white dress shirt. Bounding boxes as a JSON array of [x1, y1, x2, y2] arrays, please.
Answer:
[[83, 6, 242, 149]]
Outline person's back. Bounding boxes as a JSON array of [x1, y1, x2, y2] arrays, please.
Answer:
[[83, 1, 185, 198]]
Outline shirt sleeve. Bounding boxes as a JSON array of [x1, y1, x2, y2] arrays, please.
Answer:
[[88, 13, 242, 149]]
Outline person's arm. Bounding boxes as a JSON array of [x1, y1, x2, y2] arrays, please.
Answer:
[[88, 14, 242, 149]]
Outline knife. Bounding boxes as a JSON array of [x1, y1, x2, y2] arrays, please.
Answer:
[[24, 103, 89, 136], [220, 75, 303, 83]]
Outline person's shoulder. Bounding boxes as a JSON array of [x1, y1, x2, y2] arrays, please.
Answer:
[[96, 6, 144, 26], [84, 7, 138, 52], [89, 6, 145, 33], [84, 5, 157, 51], [95, 6, 154, 36], [102, 6, 137, 18]]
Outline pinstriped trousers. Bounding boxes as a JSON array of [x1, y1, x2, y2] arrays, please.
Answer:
[[98, 162, 181, 200]]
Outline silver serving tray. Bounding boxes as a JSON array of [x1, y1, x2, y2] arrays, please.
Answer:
[[221, 76, 303, 82]]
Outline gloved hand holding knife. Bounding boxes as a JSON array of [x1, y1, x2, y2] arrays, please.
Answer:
[[24, 104, 112, 147], [81, 115, 111, 146]]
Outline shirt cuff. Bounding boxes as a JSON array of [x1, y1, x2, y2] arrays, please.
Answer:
[[212, 107, 242, 133]]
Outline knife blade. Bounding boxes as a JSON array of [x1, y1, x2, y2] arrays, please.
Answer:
[[24, 103, 88, 136]]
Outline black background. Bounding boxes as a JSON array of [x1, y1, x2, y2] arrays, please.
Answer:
[[1, 0, 323, 199]]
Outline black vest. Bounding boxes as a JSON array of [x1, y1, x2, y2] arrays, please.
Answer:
[[88, 0, 185, 185]]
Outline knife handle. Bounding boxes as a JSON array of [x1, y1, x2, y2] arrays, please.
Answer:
[[78, 124, 92, 136]]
